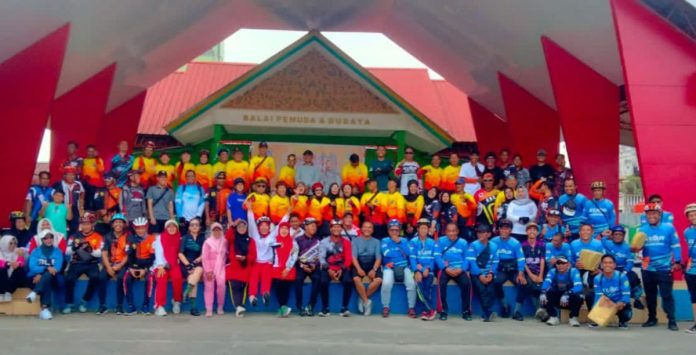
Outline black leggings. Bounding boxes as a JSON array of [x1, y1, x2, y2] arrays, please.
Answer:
[[295, 268, 320, 309], [273, 279, 293, 307], [65, 263, 100, 305], [686, 273, 696, 303], [229, 280, 247, 307], [494, 268, 518, 301], [320, 269, 353, 311], [0, 267, 26, 294]]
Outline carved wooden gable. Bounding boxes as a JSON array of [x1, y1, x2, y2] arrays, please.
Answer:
[[222, 49, 398, 113]]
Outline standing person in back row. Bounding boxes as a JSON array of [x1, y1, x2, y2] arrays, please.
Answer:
[[146, 171, 175, 234], [369, 145, 393, 192], [395, 146, 421, 196], [109, 140, 134, 188], [132, 141, 157, 189], [529, 149, 555, 185], [249, 142, 275, 185], [295, 150, 321, 190], [459, 151, 484, 196], [583, 181, 616, 239], [175, 170, 206, 233]]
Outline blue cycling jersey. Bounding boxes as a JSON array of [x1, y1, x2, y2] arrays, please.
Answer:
[[602, 239, 633, 271], [467, 240, 499, 275], [542, 268, 583, 294], [408, 236, 436, 272], [435, 237, 469, 271], [545, 242, 571, 264], [569, 238, 604, 266], [639, 223, 681, 272], [594, 271, 630, 304], [381, 237, 411, 268], [558, 193, 588, 234], [490, 236, 525, 271], [583, 198, 616, 237], [684, 226, 696, 275]]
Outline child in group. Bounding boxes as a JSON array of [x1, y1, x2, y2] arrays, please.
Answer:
[[271, 221, 299, 317], [0, 235, 26, 302], [202, 223, 228, 317]]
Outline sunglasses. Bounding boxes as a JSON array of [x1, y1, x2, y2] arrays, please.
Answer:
[[257, 184, 267, 188], [405, 151, 414, 154], [483, 179, 493, 183]]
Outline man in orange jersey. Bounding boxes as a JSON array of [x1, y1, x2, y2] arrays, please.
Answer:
[[440, 153, 461, 193], [124, 217, 156, 315], [226, 146, 251, 188], [213, 147, 230, 179], [420, 155, 443, 191], [62, 213, 104, 314], [341, 153, 368, 194], [206, 171, 232, 227], [249, 142, 276, 185], [157, 152, 176, 188], [474, 173, 501, 230], [195, 149, 214, 190], [384, 179, 406, 224], [278, 154, 297, 191], [93, 172, 122, 223], [82, 145, 105, 211], [452, 178, 478, 242], [97, 213, 129, 314], [361, 179, 387, 239], [133, 141, 157, 189]]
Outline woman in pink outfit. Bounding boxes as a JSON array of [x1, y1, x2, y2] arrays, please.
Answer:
[[202, 223, 228, 317]]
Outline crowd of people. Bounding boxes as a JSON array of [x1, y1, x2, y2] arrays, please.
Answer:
[[1, 139, 695, 335]]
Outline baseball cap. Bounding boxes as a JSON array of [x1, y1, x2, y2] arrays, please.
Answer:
[[217, 147, 230, 155], [387, 219, 401, 229], [79, 212, 96, 224], [259, 141, 268, 148], [144, 141, 155, 148], [526, 222, 539, 231], [497, 218, 513, 229], [556, 255, 569, 264], [254, 177, 268, 185], [215, 171, 226, 179], [233, 177, 246, 185], [547, 208, 561, 216], [104, 172, 115, 180], [416, 218, 431, 226], [157, 170, 168, 177], [9, 211, 24, 222]]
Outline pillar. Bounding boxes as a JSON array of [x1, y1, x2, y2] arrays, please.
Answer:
[[498, 73, 561, 165], [49, 64, 116, 177], [0, 24, 69, 227], [392, 130, 406, 162], [97, 91, 147, 164], [541, 36, 620, 205], [468, 98, 513, 156], [612, 0, 696, 249]]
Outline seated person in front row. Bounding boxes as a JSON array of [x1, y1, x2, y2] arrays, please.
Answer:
[[539, 255, 583, 326]]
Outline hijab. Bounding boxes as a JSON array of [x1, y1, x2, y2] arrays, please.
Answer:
[[405, 180, 420, 202], [512, 187, 532, 206], [233, 222, 250, 258], [0, 235, 19, 263], [34, 218, 64, 249]]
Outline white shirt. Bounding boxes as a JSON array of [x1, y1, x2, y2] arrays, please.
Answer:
[[458, 162, 484, 195]]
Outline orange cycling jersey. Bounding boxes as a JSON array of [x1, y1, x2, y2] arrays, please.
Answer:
[[82, 157, 105, 187], [249, 155, 276, 184], [108, 234, 129, 264], [278, 166, 296, 190], [175, 162, 196, 186], [131, 234, 156, 262], [156, 164, 176, 187], [341, 163, 368, 193], [405, 195, 425, 226], [226, 160, 251, 187], [245, 192, 270, 221], [290, 195, 310, 221], [441, 165, 460, 192], [195, 163, 214, 189], [361, 192, 387, 225], [384, 191, 406, 223], [269, 195, 291, 224], [420, 165, 443, 191], [308, 196, 330, 223], [133, 156, 157, 188]]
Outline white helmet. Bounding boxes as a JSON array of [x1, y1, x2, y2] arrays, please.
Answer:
[[684, 203, 696, 216], [132, 217, 148, 227]]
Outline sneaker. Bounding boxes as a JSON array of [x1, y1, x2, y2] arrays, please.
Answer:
[[534, 307, 548, 321], [642, 319, 658, 328], [633, 299, 644, 310], [172, 301, 181, 314], [0, 293, 8, 303], [668, 320, 679, 331], [282, 306, 292, 318], [190, 307, 201, 317], [588, 322, 599, 328], [618, 322, 629, 329], [124, 305, 137, 316], [500, 305, 510, 318], [357, 300, 364, 314], [262, 292, 271, 306], [96, 306, 108, 315], [61, 306, 73, 314], [364, 300, 373, 316], [482, 312, 492, 322], [424, 310, 436, 321], [318, 309, 330, 317], [569, 317, 580, 327], [249, 295, 258, 307], [439, 312, 448, 321], [382, 307, 390, 318], [407, 308, 417, 319], [205, 311, 213, 318], [420, 311, 427, 319], [39, 308, 53, 320], [512, 311, 524, 321], [462, 312, 473, 321], [25, 291, 37, 304], [141, 307, 153, 316], [155, 306, 167, 317], [115, 306, 124, 315], [546, 316, 560, 326], [78, 300, 88, 313], [685, 324, 696, 334], [278, 306, 287, 317], [306, 306, 315, 317], [339, 307, 351, 317], [235, 306, 246, 318], [217, 307, 224, 316]]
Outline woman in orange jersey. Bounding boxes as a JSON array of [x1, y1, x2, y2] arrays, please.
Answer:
[[157, 152, 176, 188], [270, 182, 291, 224], [227, 147, 251, 189], [245, 177, 270, 221], [195, 150, 214, 190], [440, 153, 461, 193], [451, 179, 478, 242], [326, 183, 342, 222], [341, 183, 361, 220], [404, 180, 424, 228], [308, 183, 330, 236], [175, 150, 196, 187], [420, 155, 443, 191], [384, 179, 406, 224], [290, 182, 310, 221]]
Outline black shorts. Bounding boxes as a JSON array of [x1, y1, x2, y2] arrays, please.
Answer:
[[352, 261, 383, 279]]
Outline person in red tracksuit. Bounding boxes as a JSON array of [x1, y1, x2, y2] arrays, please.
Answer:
[[153, 219, 183, 317], [271, 221, 299, 317], [225, 220, 257, 317]]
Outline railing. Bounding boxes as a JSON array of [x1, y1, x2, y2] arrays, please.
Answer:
[[619, 193, 644, 226]]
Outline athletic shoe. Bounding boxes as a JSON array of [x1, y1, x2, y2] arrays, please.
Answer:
[[141, 307, 153, 316], [618, 322, 629, 330], [382, 307, 390, 318], [340, 307, 351, 317], [569, 317, 580, 327], [306, 306, 315, 317], [642, 319, 658, 327], [250, 295, 258, 307], [546, 316, 560, 326], [357, 300, 364, 314], [96, 306, 109, 315], [25, 291, 37, 304], [282, 306, 292, 318], [172, 301, 181, 314], [462, 312, 473, 321], [61, 306, 73, 314], [439, 312, 448, 321], [364, 300, 373, 316], [155, 306, 167, 317], [278, 306, 287, 317], [512, 311, 524, 321], [500, 305, 510, 318], [420, 311, 427, 319], [588, 322, 599, 328], [116, 306, 124, 315], [685, 324, 696, 334], [633, 299, 644, 310], [217, 307, 224, 316], [318, 309, 330, 317], [423, 310, 436, 321], [668, 320, 679, 331], [39, 308, 53, 320], [78, 300, 88, 313], [190, 307, 201, 317], [482, 313, 492, 322], [534, 307, 548, 321], [0, 293, 8, 303], [235, 306, 246, 318], [262, 292, 271, 306], [407, 308, 417, 319], [205, 311, 213, 318], [124, 305, 137, 316]]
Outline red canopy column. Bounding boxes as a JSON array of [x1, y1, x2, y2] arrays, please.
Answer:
[[97, 91, 147, 163], [498, 73, 560, 164], [49, 64, 116, 177], [0, 25, 69, 227], [612, 0, 696, 238], [469, 98, 512, 155], [541, 36, 620, 204]]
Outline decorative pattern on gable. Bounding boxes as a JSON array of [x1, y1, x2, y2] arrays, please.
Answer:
[[222, 49, 398, 113]]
